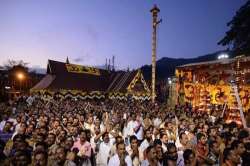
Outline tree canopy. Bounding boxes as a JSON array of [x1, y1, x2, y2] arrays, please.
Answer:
[[218, 1, 250, 55]]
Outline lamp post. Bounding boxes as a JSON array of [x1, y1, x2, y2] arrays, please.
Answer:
[[17, 72, 24, 92]]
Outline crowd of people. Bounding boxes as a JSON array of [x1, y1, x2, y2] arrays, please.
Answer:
[[0, 95, 250, 166]]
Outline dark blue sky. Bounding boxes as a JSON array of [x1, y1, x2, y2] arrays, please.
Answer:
[[0, 0, 246, 70]]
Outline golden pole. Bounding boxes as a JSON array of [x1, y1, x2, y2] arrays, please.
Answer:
[[150, 4, 161, 103]]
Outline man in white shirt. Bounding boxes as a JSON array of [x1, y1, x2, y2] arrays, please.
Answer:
[[96, 132, 112, 166], [126, 135, 143, 165], [176, 132, 190, 166], [127, 113, 137, 137], [108, 142, 132, 166], [140, 128, 153, 153], [134, 114, 144, 142]]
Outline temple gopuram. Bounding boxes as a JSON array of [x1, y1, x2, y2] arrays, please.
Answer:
[[175, 55, 250, 125], [31, 59, 151, 101]]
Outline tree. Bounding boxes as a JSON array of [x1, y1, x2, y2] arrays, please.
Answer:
[[3, 60, 29, 91], [3, 59, 29, 71], [218, 1, 250, 55]]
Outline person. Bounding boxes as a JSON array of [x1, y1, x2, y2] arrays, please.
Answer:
[[206, 140, 221, 166], [0, 121, 14, 143], [222, 147, 241, 166], [160, 132, 168, 153], [126, 135, 141, 166], [72, 130, 91, 159], [141, 145, 158, 166], [96, 132, 112, 166], [242, 142, 250, 166], [108, 142, 132, 166], [163, 143, 178, 166], [109, 135, 123, 158], [11, 150, 31, 166], [46, 133, 56, 155], [231, 140, 246, 165], [196, 132, 208, 165], [176, 132, 190, 166], [140, 128, 153, 158], [32, 150, 48, 166], [183, 149, 196, 166]]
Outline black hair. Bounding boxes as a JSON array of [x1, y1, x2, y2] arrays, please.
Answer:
[[209, 140, 217, 150], [167, 143, 176, 151], [231, 140, 243, 150], [196, 132, 205, 141], [129, 135, 138, 143], [159, 132, 167, 139], [238, 129, 249, 140], [13, 134, 26, 142], [183, 149, 194, 164], [145, 145, 155, 154], [101, 132, 109, 140], [223, 147, 234, 162], [153, 139, 162, 146], [179, 132, 186, 140], [116, 141, 125, 149]]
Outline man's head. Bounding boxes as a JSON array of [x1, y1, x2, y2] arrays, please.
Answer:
[[102, 132, 110, 143], [62, 117, 68, 125], [144, 128, 152, 141], [3, 121, 12, 132], [12, 150, 31, 166], [197, 133, 207, 145], [130, 135, 138, 149], [160, 133, 168, 144], [46, 133, 56, 147], [35, 142, 48, 152], [153, 139, 162, 152], [183, 149, 196, 166], [79, 130, 87, 143], [116, 142, 126, 158], [180, 132, 189, 146], [36, 134, 45, 144], [231, 140, 246, 156], [94, 125, 100, 135], [145, 145, 157, 161], [223, 147, 240, 165], [131, 113, 136, 121], [115, 135, 124, 145], [55, 146, 66, 165], [208, 127, 217, 138], [26, 124, 34, 135], [238, 129, 250, 144], [209, 140, 220, 155], [33, 150, 48, 166], [64, 137, 74, 151], [166, 143, 178, 161]]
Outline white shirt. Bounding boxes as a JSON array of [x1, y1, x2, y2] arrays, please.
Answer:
[[108, 154, 132, 166], [153, 118, 162, 128], [0, 120, 6, 131], [139, 139, 150, 154], [177, 151, 184, 166], [134, 121, 143, 141], [126, 145, 144, 163], [97, 141, 112, 166], [127, 120, 137, 136]]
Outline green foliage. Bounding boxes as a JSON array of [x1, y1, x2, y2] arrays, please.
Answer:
[[218, 1, 250, 55]]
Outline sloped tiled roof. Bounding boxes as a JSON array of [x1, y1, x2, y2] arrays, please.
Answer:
[[38, 60, 110, 91], [32, 60, 147, 93], [107, 70, 137, 92]]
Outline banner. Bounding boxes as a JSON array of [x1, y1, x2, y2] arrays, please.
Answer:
[[66, 64, 100, 76]]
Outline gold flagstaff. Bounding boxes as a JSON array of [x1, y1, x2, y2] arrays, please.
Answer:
[[150, 4, 161, 103]]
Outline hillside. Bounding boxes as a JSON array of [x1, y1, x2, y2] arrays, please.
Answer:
[[141, 50, 232, 81]]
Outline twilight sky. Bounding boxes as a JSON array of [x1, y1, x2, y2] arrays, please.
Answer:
[[0, 0, 246, 70]]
